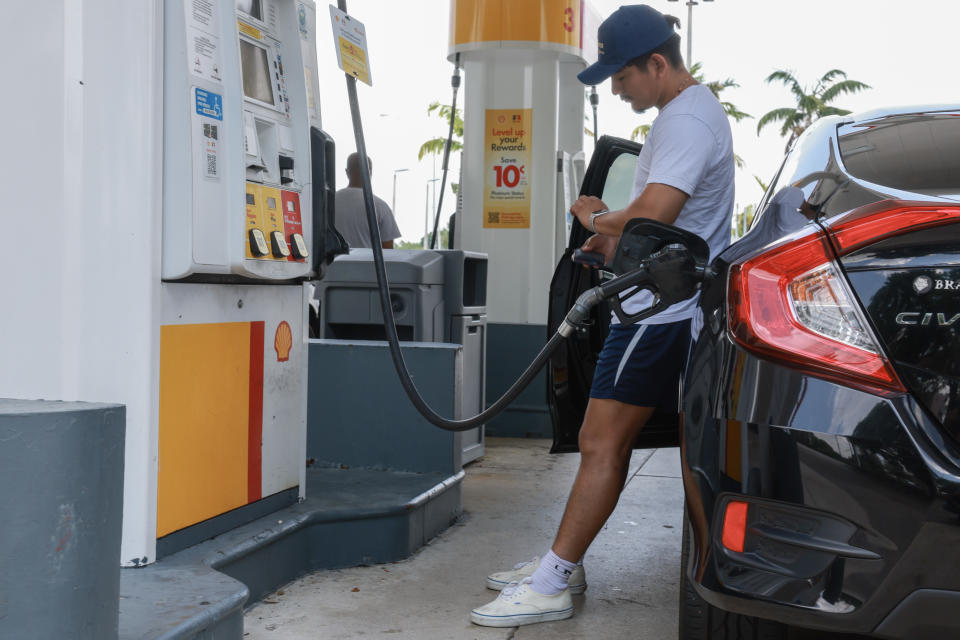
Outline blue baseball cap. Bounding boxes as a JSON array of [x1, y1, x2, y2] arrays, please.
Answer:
[[577, 5, 676, 86]]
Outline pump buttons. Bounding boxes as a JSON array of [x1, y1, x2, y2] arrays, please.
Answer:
[[270, 231, 290, 258], [249, 229, 269, 257], [290, 233, 308, 260]]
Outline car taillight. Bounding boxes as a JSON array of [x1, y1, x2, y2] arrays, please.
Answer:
[[827, 200, 960, 254], [728, 229, 904, 396]]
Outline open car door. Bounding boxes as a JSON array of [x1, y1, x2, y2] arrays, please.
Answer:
[[547, 135, 681, 453]]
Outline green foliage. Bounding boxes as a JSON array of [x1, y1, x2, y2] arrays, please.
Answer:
[[689, 62, 752, 123], [757, 69, 871, 152], [630, 123, 651, 143], [417, 102, 464, 161], [731, 203, 755, 240], [396, 227, 449, 250]]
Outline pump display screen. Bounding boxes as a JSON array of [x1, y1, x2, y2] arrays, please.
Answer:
[[236, 0, 263, 21], [240, 39, 275, 105]]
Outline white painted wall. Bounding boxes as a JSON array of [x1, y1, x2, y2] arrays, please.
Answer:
[[2, 0, 164, 564]]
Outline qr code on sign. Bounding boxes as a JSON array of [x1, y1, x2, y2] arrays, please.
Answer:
[[488, 212, 500, 223], [206, 153, 217, 177]]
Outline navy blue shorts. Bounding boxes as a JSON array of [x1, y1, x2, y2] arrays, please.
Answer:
[[589, 320, 692, 408]]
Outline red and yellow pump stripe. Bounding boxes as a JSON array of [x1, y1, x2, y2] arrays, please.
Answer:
[[156, 321, 265, 537]]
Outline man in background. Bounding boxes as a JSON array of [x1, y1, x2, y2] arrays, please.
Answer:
[[334, 152, 402, 248]]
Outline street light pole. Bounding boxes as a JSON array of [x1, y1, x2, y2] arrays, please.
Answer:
[[392, 168, 408, 217], [667, 0, 712, 67], [425, 178, 439, 248]]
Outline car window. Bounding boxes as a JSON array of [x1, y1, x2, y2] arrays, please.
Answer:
[[600, 152, 638, 211], [838, 111, 960, 194]]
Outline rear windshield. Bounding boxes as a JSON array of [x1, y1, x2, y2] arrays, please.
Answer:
[[838, 111, 960, 194]]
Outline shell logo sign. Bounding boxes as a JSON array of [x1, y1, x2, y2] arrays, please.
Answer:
[[274, 321, 292, 362]]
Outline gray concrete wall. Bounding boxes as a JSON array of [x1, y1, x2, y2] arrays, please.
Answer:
[[307, 340, 462, 475], [0, 399, 125, 640], [484, 323, 553, 438]]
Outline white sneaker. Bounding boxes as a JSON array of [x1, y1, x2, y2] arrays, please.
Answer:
[[470, 578, 574, 627], [486, 556, 587, 595]]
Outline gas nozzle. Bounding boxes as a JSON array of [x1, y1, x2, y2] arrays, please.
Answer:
[[560, 220, 712, 335]]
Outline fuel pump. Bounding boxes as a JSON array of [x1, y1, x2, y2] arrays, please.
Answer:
[[3, 0, 335, 567], [152, 0, 332, 557]]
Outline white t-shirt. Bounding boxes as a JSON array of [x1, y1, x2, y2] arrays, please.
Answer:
[[618, 83, 735, 325], [334, 187, 402, 248]]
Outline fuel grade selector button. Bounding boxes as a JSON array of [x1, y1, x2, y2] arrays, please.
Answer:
[[248, 228, 269, 257], [270, 230, 290, 258], [289, 233, 308, 259]]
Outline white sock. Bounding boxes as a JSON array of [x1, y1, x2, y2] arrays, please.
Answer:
[[529, 549, 577, 595]]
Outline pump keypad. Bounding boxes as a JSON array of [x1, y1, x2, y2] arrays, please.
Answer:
[[246, 182, 306, 262]]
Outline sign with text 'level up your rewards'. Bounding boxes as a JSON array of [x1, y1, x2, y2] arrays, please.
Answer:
[[484, 109, 532, 229], [329, 5, 371, 85]]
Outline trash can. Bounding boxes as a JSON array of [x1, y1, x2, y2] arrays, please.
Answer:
[[316, 249, 445, 342], [313, 248, 488, 462], [439, 250, 488, 463]]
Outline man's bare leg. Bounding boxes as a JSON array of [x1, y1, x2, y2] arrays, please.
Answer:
[[552, 397, 655, 563]]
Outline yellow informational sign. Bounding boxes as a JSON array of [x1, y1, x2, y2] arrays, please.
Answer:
[[238, 20, 261, 41], [329, 5, 371, 85], [484, 108, 532, 229]]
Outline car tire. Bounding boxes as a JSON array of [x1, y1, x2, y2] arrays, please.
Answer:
[[679, 509, 788, 640]]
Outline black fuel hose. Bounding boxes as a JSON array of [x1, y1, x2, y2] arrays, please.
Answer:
[[336, 2, 653, 432], [337, 3, 570, 432], [429, 54, 461, 249], [343, 67, 582, 429]]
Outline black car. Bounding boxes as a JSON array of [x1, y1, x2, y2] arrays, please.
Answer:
[[548, 105, 960, 639]]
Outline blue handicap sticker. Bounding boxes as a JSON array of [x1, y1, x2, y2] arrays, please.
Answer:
[[195, 88, 223, 121]]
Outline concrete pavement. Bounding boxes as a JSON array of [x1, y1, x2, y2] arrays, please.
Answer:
[[243, 438, 870, 640], [244, 438, 684, 639]]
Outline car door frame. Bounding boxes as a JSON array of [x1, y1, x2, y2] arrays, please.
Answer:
[[547, 135, 681, 453]]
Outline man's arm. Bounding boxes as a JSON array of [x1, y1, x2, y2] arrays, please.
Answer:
[[381, 240, 394, 249], [571, 182, 689, 237]]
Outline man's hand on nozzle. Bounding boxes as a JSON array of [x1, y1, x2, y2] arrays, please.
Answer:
[[579, 233, 618, 267]]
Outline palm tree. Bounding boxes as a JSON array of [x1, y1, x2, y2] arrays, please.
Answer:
[[757, 69, 870, 152], [631, 63, 750, 168], [417, 101, 463, 160], [693, 62, 751, 124]]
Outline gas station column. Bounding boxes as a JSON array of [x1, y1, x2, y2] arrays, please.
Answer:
[[448, 0, 598, 436]]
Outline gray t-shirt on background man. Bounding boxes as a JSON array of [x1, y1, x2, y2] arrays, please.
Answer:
[[620, 83, 735, 325], [334, 187, 403, 248]]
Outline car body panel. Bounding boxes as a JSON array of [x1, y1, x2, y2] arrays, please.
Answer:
[[550, 106, 960, 637], [680, 105, 960, 638]]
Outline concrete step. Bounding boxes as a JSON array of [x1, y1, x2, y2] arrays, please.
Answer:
[[119, 467, 463, 640]]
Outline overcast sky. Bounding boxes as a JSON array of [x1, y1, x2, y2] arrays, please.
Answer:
[[316, 0, 960, 243]]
